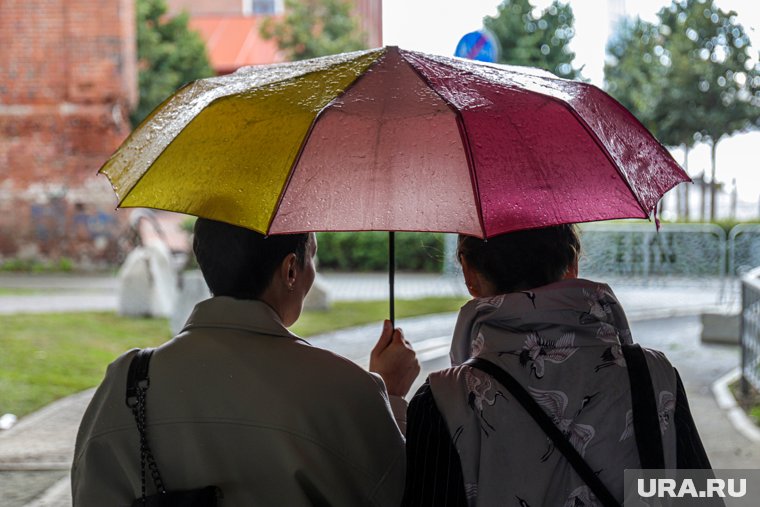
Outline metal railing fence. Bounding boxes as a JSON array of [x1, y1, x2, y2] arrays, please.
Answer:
[[741, 268, 760, 394], [578, 223, 727, 280], [729, 224, 760, 277]]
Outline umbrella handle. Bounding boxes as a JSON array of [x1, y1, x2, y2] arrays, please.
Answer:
[[389, 231, 395, 328]]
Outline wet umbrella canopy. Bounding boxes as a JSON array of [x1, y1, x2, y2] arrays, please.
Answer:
[[101, 46, 688, 238], [101, 46, 689, 322]]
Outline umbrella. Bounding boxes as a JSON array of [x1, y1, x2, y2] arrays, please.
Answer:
[[100, 46, 689, 323]]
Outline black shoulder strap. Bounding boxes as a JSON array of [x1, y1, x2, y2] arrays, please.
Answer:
[[125, 348, 167, 502], [621, 343, 665, 470], [126, 348, 154, 408], [465, 357, 620, 507]]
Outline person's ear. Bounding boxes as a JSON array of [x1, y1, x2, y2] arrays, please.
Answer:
[[280, 253, 298, 289], [460, 257, 481, 297]]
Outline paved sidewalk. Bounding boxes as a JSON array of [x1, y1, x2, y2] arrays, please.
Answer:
[[0, 274, 754, 506], [0, 272, 732, 313]]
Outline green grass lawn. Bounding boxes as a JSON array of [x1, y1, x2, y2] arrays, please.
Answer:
[[0, 313, 173, 418], [0, 287, 51, 296], [0, 297, 466, 418], [730, 379, 760, 425]]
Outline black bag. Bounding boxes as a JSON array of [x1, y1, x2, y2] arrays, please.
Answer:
[[126, 348, 223, 507], [131, 487, 222, 507]]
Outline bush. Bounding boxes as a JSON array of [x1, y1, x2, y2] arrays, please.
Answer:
[[179, 227, 446, 273], [0, 257, 75, 273], [316, 232, 445, 272]]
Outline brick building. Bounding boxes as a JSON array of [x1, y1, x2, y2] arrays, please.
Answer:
[[0, 0, 381, 267], [0, 0, 137, 266]]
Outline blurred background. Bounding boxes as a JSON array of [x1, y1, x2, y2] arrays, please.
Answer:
[[0, 0, 760, 507], [2, 1, 760, 504], [1, 0, 759, 269]]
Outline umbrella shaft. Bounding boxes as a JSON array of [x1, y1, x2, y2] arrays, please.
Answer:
[[389, 231, 395, 327]]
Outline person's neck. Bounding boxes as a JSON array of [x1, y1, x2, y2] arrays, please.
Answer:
[[257, 291, 287, 326]]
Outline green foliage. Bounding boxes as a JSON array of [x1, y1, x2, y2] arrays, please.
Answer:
[[0, 257, 74, 273], [605, 17, 692, 148], [729, 379, 760, 424], [178, 223, 443, 273], [658, 1, 760, 219], [260, 0, 366, 61], [130, 0, 214, 126], [604, 0, 760, 220], [483, 0, 581, 79], [316, 232, 445, 272], [656, 0, 760, 144], [751, 405, 760, 423]]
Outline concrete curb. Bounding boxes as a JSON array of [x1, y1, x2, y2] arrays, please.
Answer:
[[711, 368, 760, 444], [623, 304, 735, 323], [0, 390, 94, 442]]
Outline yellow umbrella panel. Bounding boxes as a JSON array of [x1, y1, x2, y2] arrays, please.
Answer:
[[100, 49, 384, 233]]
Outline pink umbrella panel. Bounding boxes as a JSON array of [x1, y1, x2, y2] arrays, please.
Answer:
[[266, 47, 689, 239]]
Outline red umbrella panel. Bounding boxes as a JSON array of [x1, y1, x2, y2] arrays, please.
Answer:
[[266, 47, 688, 238]]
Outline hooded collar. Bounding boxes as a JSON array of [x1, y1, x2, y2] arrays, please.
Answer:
[[450, 278, 632, 365], [181, 296, 307, 343]]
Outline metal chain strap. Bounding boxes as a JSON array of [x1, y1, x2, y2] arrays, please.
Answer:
[[131, 382, 166, 503]]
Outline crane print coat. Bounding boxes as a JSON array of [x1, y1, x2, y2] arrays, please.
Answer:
[[429, 278, 679, 506]]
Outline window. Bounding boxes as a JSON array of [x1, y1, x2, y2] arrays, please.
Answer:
[[243, 0, 284, 16], [252, 0, 274, 14]]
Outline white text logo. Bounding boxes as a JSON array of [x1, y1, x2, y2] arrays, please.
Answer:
[[637, 478, 746, 498]]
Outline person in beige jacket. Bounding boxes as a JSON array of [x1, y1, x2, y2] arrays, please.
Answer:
[[72, 218, 420, 506]]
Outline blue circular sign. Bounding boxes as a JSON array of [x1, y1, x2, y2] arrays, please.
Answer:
[[455, 30, 500, 62]]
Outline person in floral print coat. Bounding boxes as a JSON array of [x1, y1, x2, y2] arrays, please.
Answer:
[[402, 225, 711, 507]]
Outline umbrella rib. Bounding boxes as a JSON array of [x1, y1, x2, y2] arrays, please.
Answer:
[[455, 116, 488, 238], [587, 81, 690, 204], [102, 80, 200, 205], [397, 49, 488, 239], [549, 82, 658, 216]]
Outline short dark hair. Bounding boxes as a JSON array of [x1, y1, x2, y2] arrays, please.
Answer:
[[193, 218, 310, 300], [457, 224, 580, 293]]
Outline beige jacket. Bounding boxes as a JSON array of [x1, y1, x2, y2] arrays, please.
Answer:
[[72, 297, 406, 506]]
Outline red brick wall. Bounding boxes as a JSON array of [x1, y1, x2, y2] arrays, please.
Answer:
[[0, 0, 136, 267]]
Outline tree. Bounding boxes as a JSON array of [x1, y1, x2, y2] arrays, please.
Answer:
[[605, 0, 760, 221], [483, 0, 581, 79], [658, 0, 760, 220], [131, 0, 214, 126], [260, 0, 366, 61], [605, 18, 669, 136], [605, 17, 699, 217]]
